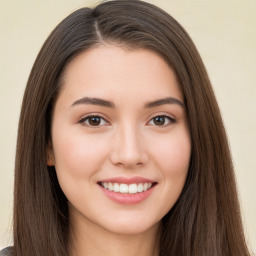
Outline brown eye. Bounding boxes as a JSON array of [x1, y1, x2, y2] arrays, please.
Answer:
[[80, 115, 108, 127], [153, 116, 165, 125], [148, 115, 175, 126], [88, 116, 101, 126]]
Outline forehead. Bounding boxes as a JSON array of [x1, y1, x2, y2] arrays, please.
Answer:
[[58, 45, 183, 105]]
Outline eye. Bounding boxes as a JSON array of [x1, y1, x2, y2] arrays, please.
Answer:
[[148, 115, 175, 126], [79, 115, 109, 127]]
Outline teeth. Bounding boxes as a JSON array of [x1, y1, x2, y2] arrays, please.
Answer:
[[113, 183, 119, 192], [138, 183, 144, 192], [120, 184, 129, 193], [129, 184, 137, 194], [101, 182, 153, 194], [108, 182, 113, 191]]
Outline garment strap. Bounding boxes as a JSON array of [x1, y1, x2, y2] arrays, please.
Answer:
[[0, 247, 13, 256]]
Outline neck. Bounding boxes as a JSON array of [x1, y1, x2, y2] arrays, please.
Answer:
[[68, 211, 160, 256]]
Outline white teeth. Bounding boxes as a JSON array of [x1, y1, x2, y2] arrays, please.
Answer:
[[108, 182, 113, 191], [101, 182, 154, 194], [120, 184, 129, 193], [138, 183, 144, 192], [113, 183, 119, 192], [129, 184, 137, 194]]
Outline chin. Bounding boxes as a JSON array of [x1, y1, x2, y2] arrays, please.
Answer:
[[99, 216, 161, 236]]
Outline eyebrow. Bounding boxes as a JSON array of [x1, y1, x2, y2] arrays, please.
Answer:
[[71, 96, 184, 108], [71, 97, 115, 108], [144, 97, 184, 108]]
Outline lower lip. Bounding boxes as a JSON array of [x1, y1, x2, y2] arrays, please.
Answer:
[[99, 185, 155, 204]]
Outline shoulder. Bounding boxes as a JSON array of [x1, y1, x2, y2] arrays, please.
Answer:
[[0, 247, 13, 256]]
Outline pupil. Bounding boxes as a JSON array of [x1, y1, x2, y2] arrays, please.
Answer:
[[154, 116, 165, 125], [89, 117, 101, 126]]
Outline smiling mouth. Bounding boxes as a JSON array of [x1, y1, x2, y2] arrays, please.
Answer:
[[98, 182, 157, 194]]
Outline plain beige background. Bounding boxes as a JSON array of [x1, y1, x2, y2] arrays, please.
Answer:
[[0, 0, 255, 253]]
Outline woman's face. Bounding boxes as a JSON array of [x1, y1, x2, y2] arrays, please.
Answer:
[[48, 45, 191, 236]]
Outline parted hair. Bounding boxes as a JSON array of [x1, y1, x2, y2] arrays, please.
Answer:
[[13, 1, 251, 255]]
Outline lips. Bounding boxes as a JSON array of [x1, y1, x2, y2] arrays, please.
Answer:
[[98, 176, 157, 204]]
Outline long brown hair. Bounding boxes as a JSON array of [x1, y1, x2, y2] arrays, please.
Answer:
[[13, 1, 251, 255]]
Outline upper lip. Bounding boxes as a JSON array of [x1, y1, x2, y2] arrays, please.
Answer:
[[98, 176, 156, 184]]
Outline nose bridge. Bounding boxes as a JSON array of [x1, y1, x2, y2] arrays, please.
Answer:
[[110, 121, 147, 167]]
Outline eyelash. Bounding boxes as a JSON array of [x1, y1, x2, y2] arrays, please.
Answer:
[[79, 114, 176, 127]]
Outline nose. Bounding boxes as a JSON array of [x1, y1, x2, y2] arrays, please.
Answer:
[[109, 124, 148, 168]]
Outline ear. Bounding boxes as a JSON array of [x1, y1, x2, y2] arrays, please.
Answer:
[[47, 142, 55, 166]]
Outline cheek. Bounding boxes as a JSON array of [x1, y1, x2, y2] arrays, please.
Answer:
[[153, 127, 190, 200], [154, 128, 191, 176], [164, 140, 190, 175], [156, 131, 191, 212], [52, 130, 108, 178], [51, 132, 110, 205]]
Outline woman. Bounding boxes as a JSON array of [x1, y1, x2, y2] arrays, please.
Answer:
[[1, 0, 251, 255]]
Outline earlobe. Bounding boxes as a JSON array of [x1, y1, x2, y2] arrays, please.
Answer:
[[47, 143, 55, 166]]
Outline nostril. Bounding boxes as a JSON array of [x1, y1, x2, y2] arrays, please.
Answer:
[[109, 149, 148, 168]]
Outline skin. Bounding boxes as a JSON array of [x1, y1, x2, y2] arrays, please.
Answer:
[[48, 45, 191, 256]]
